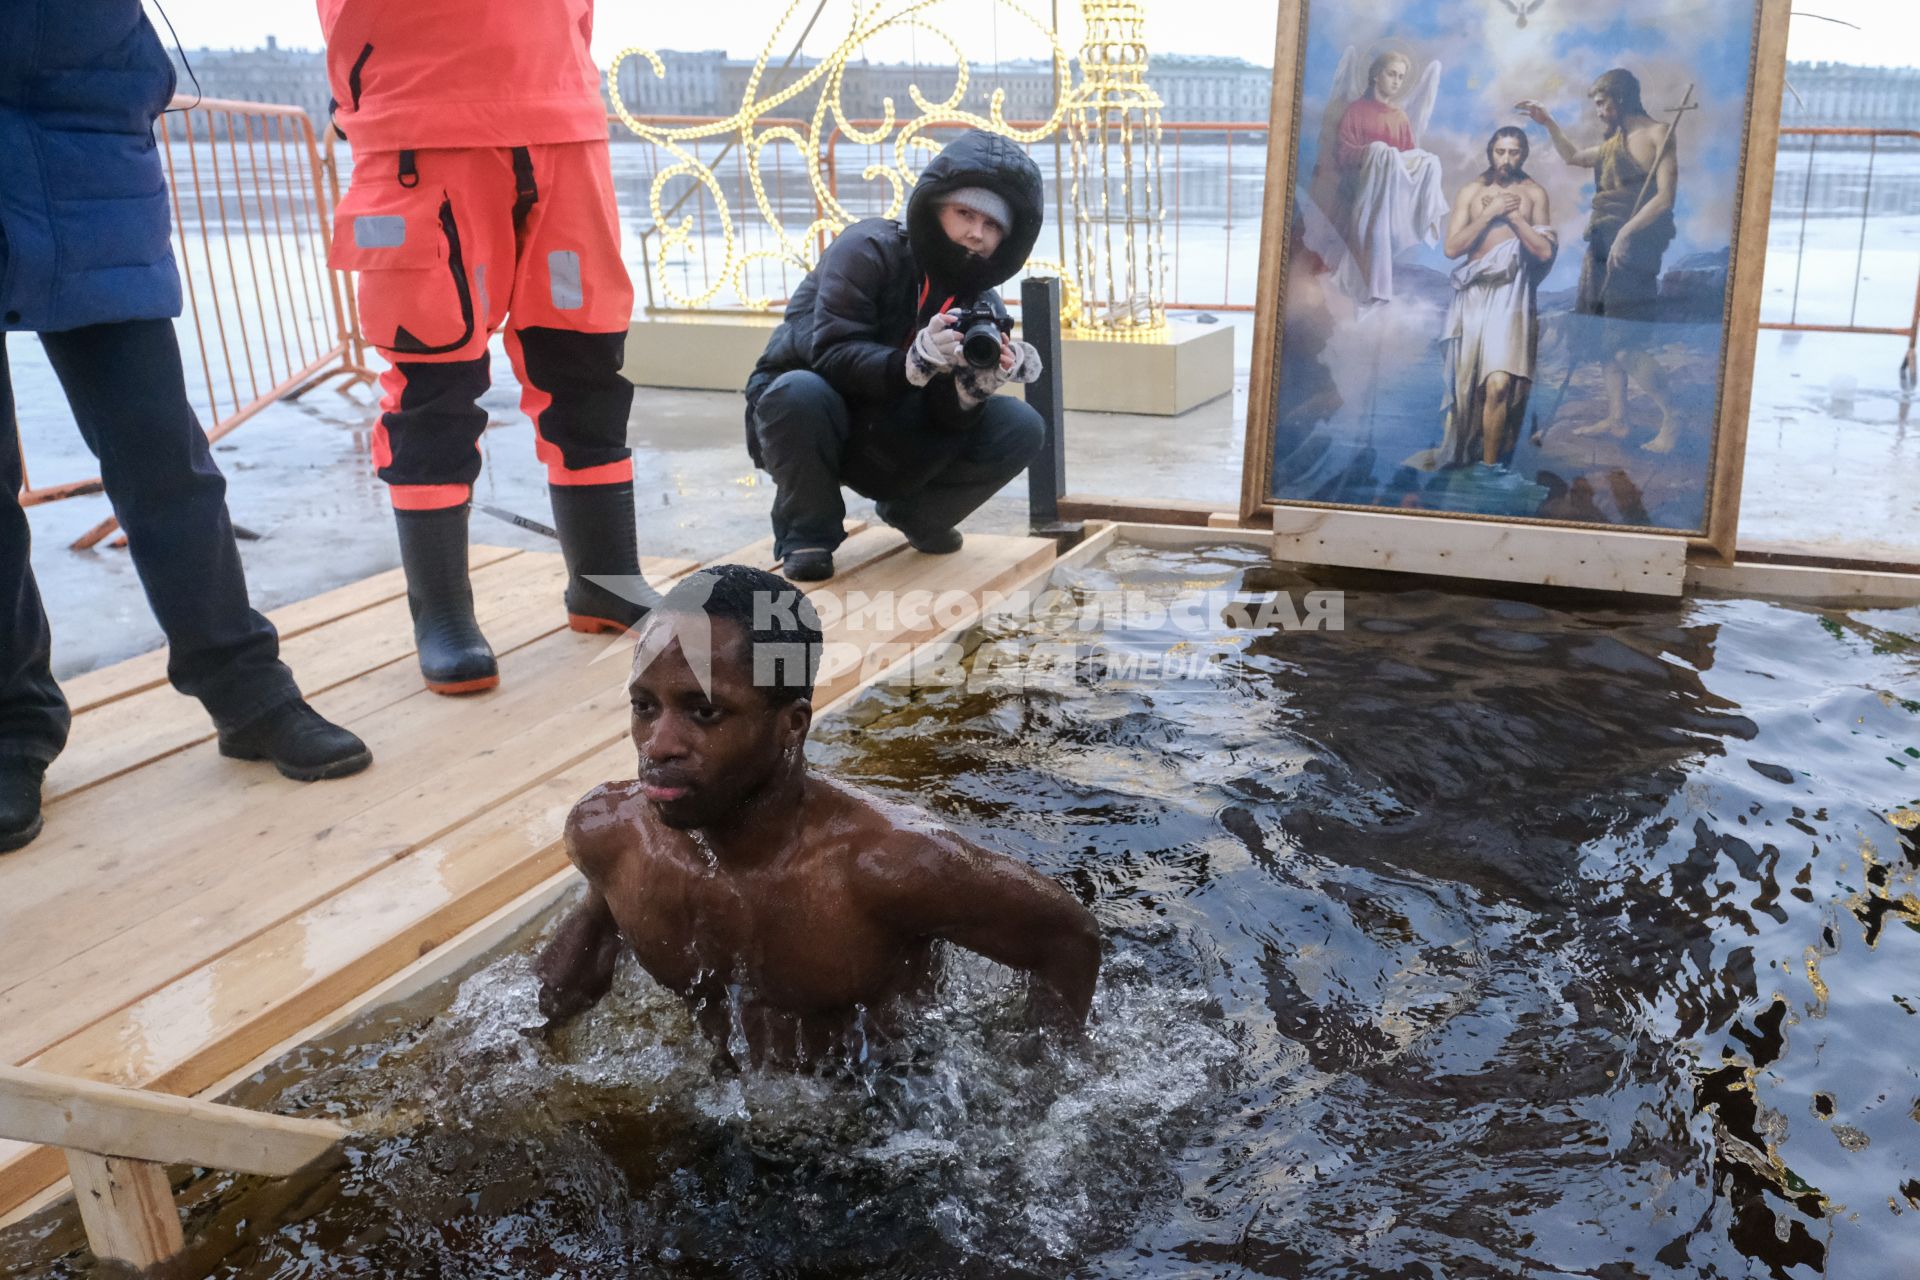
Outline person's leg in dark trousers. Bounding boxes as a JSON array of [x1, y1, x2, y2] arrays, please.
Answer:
[[0, 335, 71, 771], [753, 370, 856, 560], [35, 320, 302, 729], [871, 395, 1045, 541]]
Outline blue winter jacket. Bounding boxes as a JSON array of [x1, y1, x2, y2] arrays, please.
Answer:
[[0, 0, 182, 333]]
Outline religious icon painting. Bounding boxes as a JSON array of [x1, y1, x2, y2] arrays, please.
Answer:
[[1241, 0, 1791, 555]]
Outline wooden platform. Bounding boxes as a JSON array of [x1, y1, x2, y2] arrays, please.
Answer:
[[0, 527, 1056, 1217]]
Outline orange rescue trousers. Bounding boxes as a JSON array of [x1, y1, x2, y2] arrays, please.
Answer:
[[330, 141, 635, 510]]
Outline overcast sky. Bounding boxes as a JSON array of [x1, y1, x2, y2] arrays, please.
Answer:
[[153, 0, 1919, 68]]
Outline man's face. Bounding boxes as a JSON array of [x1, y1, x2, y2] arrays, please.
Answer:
[[1590, 89, 1620, 130], [1490, 137, 1525, 182], [1373, 60, 1407, 101], [627, 617, 807, 829], [938, 202, 1006, 260]]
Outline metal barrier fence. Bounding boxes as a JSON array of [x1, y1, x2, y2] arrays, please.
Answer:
[[16, 95, 371, 549], [1760, 126, 1920, 391], [622, 114, 1271, 317]]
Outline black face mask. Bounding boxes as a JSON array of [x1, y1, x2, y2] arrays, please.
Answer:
[[909, 194, 1005, 298]]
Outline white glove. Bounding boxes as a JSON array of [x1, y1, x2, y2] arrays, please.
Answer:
[[954, 339, 1043, 409], [905, 312, 963, 386], [1003, 339, 1043, 385]]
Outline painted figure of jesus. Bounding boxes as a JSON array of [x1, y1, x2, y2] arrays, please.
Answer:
[[1431, 127, 1557, 469], [1518, 69, 1682, 452]]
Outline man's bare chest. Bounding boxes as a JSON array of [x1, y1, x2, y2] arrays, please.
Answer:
[[600, 854, 922, 1013]]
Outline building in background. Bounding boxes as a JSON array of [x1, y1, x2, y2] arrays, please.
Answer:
[[164, 37, 331, 131], [613, 49, 1272, 127], [1781, 62, 1920, 148], [155, 41, 1909, 149]]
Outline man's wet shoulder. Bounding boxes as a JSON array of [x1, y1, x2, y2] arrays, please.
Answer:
[[564, 779, 647, 870]]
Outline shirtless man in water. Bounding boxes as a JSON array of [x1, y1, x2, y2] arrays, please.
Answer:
[[533, 563, 1101, 1065]]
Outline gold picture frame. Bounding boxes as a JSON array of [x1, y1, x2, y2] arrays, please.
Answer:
[[1244, 0, 1797, 560]]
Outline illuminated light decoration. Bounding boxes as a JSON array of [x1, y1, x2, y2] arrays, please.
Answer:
[[608, 1, 1073, 312], [1063, 0, 1167, 342]]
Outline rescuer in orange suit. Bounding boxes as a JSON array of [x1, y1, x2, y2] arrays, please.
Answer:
[[320, 0, 650, 695]]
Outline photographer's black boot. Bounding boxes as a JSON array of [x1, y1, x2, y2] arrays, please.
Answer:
[[395, 505, 499, 695], [781, 546, 835, 582], [903, 526, 964, 555], [0, 758, 45, 854], [549, 481, 657, 634]]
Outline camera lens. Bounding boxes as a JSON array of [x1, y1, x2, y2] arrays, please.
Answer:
[[961, 321, 1002, 368]]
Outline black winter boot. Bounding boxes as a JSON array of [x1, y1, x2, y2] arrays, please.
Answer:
[[781, 547, 835, 582], [395, 505, 499, 694], [218, 698, 372, 781], [549, 481, 658, 634], [903, 526, 964, 555], [0, 757, 46, 854]]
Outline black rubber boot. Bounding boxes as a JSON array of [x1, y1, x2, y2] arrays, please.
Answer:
[[395, 505, 499, 694], [549, 481, 657, 634], [903, 526, 964, 555], [782, 547, 835, 582], [0, 758, 46, 854], [218, 698, 373, 781]]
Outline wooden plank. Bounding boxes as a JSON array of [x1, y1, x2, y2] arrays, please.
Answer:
[[1115, 522, 1272, 551], [806, 536, 1057, 703], [1701, 0, 1793, 559], [46, 552, 565, 803], [1690, 559, 1920, 606], [1238, 0, 1307, 521], [1273, 506, 1687, 597], [1, 1064, 341, 1174], [23, 773, 591, 1096], [66, 1152, 183, 1270], [1732, 540, 1920, 576], [58, 546, 522, 716], [44, 552, 703, 804], [1058, 494, 1218, 527]]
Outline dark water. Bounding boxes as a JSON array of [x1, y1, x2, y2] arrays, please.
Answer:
[[4, 542, 1918, 1278]]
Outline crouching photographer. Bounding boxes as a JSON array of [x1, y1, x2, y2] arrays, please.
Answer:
[[744, 129, 1048, 581]]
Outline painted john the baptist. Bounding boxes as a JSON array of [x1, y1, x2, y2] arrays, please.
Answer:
[[1259, 0, 1764, 534]]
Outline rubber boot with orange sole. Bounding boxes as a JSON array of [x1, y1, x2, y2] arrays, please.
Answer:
[[549, 481, 657, 636], [394, 505, 500, 695]]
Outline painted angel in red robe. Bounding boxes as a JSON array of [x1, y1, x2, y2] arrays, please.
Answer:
[[1301, 48, 1447, 308]]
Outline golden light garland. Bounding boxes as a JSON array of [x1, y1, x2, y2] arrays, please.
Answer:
[[1064, 0, 1168, 340], [609, 0, 1169, 341]]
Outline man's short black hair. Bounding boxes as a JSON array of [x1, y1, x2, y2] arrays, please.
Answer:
[[657, 563, 824, 705]]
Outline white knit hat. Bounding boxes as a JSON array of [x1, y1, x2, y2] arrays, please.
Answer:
[[940, 186, 1012, 233]]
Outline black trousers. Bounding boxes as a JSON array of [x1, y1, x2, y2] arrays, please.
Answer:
[[752, 370, 1045, 559], [1, 320, 300, 767]]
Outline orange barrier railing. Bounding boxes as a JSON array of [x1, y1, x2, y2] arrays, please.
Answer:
[[16, 96, 373, 549], [1763, 126, 1920, 391]]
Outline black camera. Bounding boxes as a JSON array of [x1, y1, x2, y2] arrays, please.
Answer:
[[951, 302, 1014, 369]]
